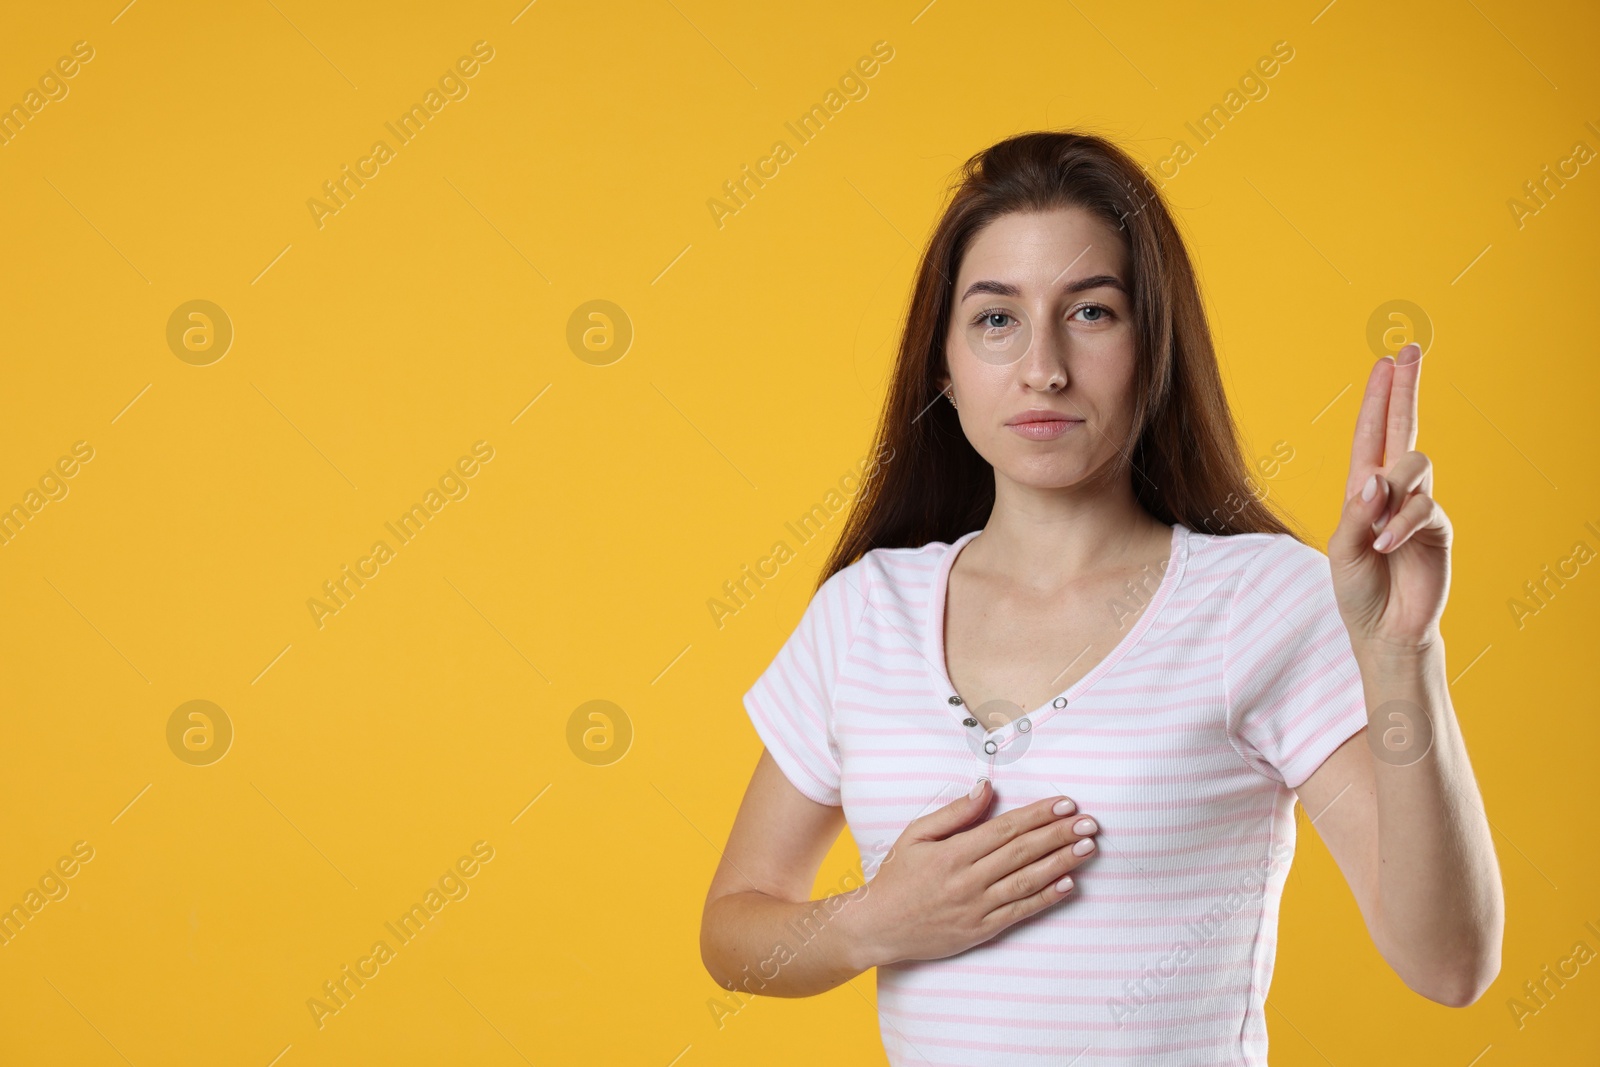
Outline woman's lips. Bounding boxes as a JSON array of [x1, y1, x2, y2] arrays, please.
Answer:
[[1007, 419, 1083, 440]]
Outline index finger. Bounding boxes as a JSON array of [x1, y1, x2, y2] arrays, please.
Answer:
[[950, 793, 1080, 861], [1346, 356, 1394, 499]]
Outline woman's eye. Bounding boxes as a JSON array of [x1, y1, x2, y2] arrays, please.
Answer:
[[1073, 304, 1112, 323], [977, 310, 1017, 329]]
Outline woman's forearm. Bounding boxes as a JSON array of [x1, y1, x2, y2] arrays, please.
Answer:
[[701, 886, 875, 999], [1356, 638, 1504, 1005]]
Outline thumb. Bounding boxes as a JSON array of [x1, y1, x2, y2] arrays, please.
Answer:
[[1329, 470, 1390, 567], [909, 777, 991, 841]]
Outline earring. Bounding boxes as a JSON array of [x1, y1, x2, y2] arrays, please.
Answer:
[[945, 388, 957, 409]]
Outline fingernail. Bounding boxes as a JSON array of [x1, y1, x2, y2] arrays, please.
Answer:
[[1073, 817, 1097, 835], [1361, 474, 1377, 502], [1055, 876, 1074, 893], [1398, 343, 1422, 365], [970, 778, 987, 799], [1373, 529, 1394, 552], [1072, 838, 1096, 856], [1052, 798, 1076, 816]]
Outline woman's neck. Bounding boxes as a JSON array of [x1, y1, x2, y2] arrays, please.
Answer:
[[966, 480, 1169, 591]]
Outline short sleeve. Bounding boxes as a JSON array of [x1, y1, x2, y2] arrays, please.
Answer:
[[741, 561, 872, 807], [1223, 536, 1369, 789]]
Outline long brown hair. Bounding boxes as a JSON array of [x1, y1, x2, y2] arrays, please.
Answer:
[[817, 129, 1304, 591]]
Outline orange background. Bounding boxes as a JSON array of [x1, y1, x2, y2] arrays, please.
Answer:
[[0, 0, 1595, 1064]]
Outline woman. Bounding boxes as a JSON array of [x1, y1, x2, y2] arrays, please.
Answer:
[[699, 130, 1502, 1065]]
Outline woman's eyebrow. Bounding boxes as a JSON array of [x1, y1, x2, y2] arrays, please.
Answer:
[[1064, 273, 1128, 294], [960, 274, 1128, 301]]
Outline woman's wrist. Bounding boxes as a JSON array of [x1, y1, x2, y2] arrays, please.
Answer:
[[835, 882, 892, 972], [1349, 631, 1445, 679]]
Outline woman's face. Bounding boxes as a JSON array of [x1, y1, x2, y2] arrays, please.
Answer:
[[939, 207, 1138, 491]]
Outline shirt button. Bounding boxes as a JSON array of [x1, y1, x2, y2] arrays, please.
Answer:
[[1018, 717, 1032, 733], [983, 740, 998, 755], [1053, 697, 1068, 709], [962, 717, 979, 727], [948, 695, 964, 706]]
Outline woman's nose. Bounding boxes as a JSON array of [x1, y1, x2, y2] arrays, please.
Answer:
[[1020, 318, 1069, 388]]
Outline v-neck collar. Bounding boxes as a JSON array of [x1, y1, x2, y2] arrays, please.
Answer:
[[924, 522, 1191, 741]]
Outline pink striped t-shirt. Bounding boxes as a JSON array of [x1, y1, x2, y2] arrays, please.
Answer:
[[741, 522, 1370, 1066]]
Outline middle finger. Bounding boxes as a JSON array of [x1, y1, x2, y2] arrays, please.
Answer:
[[949, 793, 1085, 864], [971, 811, 1099, 888]]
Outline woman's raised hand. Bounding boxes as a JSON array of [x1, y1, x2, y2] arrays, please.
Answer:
[[848, 779, 1098, 968], [1328, 343, 1452, 654]]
